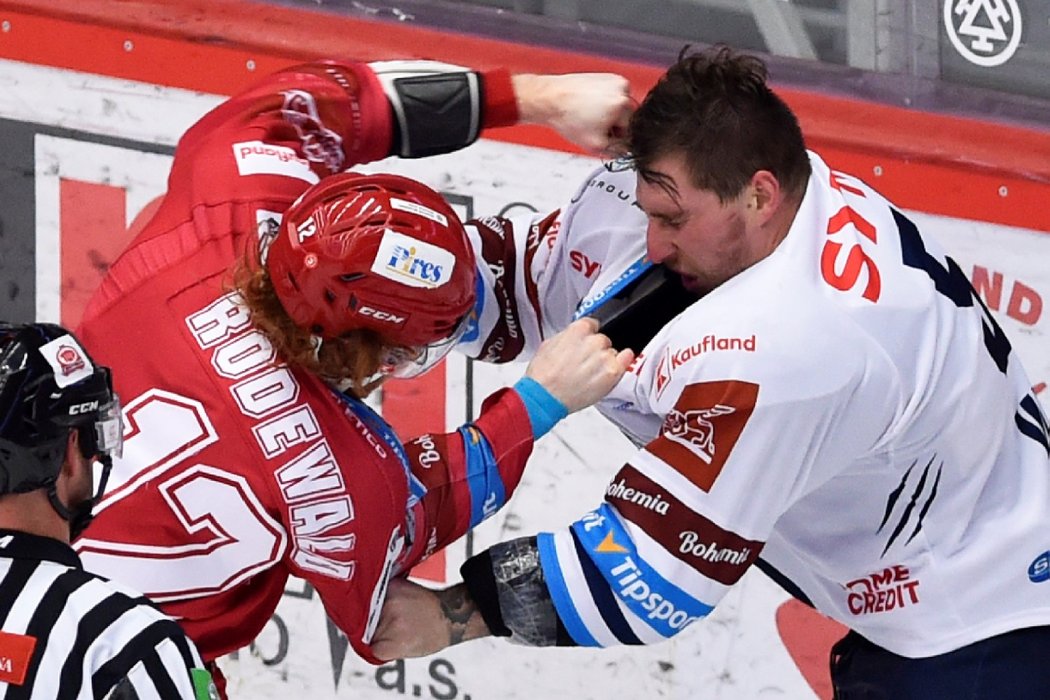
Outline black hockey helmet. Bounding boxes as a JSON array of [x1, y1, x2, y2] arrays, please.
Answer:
[[0, 322, 122, 499]]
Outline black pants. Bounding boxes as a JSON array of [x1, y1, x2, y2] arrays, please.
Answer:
[[830, 626, 1050, 699]]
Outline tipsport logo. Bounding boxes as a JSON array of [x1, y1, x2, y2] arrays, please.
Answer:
[[574, 507, 710, 637], [371, 230, 456, 289]]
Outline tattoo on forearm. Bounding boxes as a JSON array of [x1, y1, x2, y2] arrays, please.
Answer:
[[438, 587, 478, 645]]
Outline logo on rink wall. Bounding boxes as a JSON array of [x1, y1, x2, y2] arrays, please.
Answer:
[[943, 0, 1023, 67]]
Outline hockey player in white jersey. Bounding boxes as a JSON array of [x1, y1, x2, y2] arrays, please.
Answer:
[[372, 46, 1050, 698]]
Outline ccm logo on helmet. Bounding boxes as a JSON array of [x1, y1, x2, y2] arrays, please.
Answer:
[[359, 307, 406, 324], [69, 401, 100, 415], [372, 230, 457, 290]]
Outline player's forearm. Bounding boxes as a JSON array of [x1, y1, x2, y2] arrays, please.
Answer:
[[371, 579, 492, 661], [510, 72, 632, 154], [434, 583, 493, 647]]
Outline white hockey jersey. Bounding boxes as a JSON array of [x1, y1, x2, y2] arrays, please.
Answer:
[[459, 152, 1050, 657]]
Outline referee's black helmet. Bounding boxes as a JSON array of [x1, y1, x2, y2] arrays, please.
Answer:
[[0, 322, 123, 497]]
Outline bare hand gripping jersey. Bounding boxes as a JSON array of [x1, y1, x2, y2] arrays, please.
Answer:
[[461, 154, 1050, 657], [73, 59, 535, 666]]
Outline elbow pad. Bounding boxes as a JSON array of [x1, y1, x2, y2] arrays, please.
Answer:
[[369, 60, 483, 158]]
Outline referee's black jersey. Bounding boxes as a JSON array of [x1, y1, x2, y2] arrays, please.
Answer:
[[0, 529, 209, 699]]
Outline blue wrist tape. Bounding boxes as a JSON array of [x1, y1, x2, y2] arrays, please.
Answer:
[[513, 377, 569, 440]]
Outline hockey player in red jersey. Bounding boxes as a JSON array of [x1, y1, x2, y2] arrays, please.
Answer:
[[72, 56, 634, 690]]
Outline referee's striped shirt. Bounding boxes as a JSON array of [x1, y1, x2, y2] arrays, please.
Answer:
[[0, 529, 210, 699]]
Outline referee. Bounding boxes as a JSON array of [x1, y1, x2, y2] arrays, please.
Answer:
[[0, 322, 215, 699]]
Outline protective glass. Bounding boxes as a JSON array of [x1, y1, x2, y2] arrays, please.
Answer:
[[381, 314, 472, 380]]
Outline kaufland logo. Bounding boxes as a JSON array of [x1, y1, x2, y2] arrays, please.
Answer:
[[235, 141, 309, 165], [655, 354, 670, 396], [656, 335, 756, 398], [232, 140, 319, 184], [671, 335, 756, 369], [371, 230, 456, 289]]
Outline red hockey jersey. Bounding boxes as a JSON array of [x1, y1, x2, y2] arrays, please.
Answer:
[[75, 58, 533, 665]]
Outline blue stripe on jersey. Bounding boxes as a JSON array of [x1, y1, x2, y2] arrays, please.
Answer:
[[537, 532, 599, 647], [460, 271, 486, 344], [573, 255, 651, 319], [572, 504, 712, 638], [458, 425, 506, 528], [569, 529, 644, 645]]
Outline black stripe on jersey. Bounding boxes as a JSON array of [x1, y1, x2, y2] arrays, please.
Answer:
[[753, 558, 814, 608], [167, 629, 200, 671], [0, 559, 38, 626], [569, 529, 643, 646], [92, 619, 195, 699], [107, 678, 142, 700], [57, 590, 142, 699], [4, 569, 91, 700], [1017, 395, 1050, 455], [142, 649, 181, 699]]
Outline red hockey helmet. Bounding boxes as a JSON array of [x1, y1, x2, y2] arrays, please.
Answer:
[[266, 173, 476, 362]]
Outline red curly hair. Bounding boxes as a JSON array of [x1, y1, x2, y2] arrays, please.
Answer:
[[230, 248, 388, 399]]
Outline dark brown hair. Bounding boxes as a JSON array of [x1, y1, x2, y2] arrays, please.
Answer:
[[629, 45, 811, 202]]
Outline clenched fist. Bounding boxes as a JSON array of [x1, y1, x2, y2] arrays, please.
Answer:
[[513, 72, 635, 155], [524, 318, 634, 413]]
